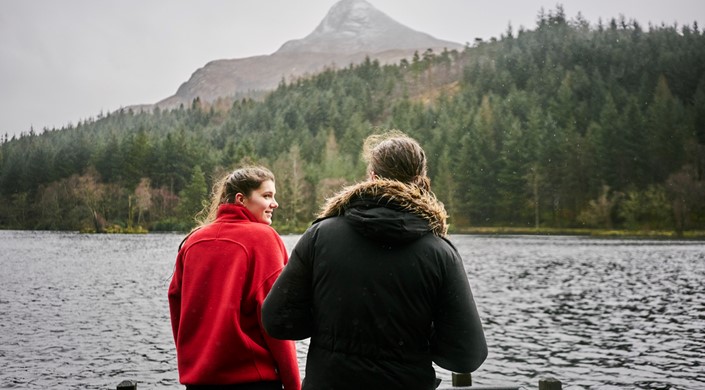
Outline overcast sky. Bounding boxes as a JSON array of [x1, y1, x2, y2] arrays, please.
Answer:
[[1, 0, 702, 138]]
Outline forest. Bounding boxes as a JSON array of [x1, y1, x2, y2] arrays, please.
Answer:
[[1, 7, 704, 235]]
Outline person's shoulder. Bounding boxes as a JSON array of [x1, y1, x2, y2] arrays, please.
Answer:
[[312, 214, 343, 227], [305, 215, 347, 236], [418, 232, 454, 247], [179, 225, 209, 250], [419, 234, 461, 258], [439, 235, 460, 252]]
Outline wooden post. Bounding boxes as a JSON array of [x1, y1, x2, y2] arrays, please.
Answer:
[[452, 372, 472, 387], [116, 380, 137, 390], [538, 377, 561, 390]]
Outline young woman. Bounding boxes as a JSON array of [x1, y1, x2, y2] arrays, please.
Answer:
[[262, 131, 487, 390], [169, 166, 301, 390]]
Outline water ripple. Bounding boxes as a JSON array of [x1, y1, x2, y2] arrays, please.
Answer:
[[1, 232, 703, 389]]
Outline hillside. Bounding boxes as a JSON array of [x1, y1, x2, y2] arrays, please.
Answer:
[[1, 7, 703, 235]]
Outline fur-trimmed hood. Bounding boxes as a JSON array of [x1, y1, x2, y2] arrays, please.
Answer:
[[317, 179, 448, 238]]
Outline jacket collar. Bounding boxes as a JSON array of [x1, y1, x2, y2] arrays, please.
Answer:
[[217, 203, 259, 223], [317, 179, 448, 236]]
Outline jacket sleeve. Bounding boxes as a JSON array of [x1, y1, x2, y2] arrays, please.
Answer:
[[430, 241, 488, 373], [167, 249, 184, 343], [169, 229, 200, 342], [262, 225, 316, 340], [255, 230, 302, 390]]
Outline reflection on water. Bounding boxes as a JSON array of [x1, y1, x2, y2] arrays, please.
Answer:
[[0, 231, 183, 389], [0, 231, 703, 389], [447, 235, 705, 390]]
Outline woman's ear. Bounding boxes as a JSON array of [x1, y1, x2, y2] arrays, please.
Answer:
[[235, 193, 245, 205], [368, 170, 377, 181]]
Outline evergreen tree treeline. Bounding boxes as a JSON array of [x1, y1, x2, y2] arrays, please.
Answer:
[[1, 8, 704, 234]]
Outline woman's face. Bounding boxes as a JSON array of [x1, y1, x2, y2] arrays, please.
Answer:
[[240, 179, 278, 225]]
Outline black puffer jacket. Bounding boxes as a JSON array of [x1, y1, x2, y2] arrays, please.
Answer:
[[262, 180, 487, 390]]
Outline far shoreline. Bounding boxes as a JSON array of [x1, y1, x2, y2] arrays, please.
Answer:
[[2, 227, 704, 240], [449, 226, 705, 240]]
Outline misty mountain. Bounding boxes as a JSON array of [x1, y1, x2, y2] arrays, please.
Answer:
[[154, 0, 463, 109]]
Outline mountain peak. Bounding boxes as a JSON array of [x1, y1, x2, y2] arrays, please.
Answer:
[[314, 0, 379, 36], [154, 0, 463, 109], [276, 0, 461, 54]]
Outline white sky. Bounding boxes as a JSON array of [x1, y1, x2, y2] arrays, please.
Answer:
[[1, 0, 703, 138]]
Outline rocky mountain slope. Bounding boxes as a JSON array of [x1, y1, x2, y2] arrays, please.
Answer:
[[154, 0, 463, 109]]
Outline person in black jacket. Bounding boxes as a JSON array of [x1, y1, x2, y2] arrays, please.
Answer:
[[262, 131, 487, 390]]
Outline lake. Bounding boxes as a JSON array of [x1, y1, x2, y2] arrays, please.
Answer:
[[0, 230, 703, 389]]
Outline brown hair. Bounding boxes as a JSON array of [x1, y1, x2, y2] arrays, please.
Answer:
[[195, 165, 275, 227], [363, 130, 431, 191]]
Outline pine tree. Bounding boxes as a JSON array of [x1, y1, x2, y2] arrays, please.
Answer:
[[177, 165, 208, 227]]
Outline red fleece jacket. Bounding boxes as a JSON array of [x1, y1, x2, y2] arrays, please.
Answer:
[[168, 204, 300, 390]]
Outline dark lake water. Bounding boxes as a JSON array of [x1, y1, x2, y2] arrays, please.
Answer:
[[0, 230, 703, 389]]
